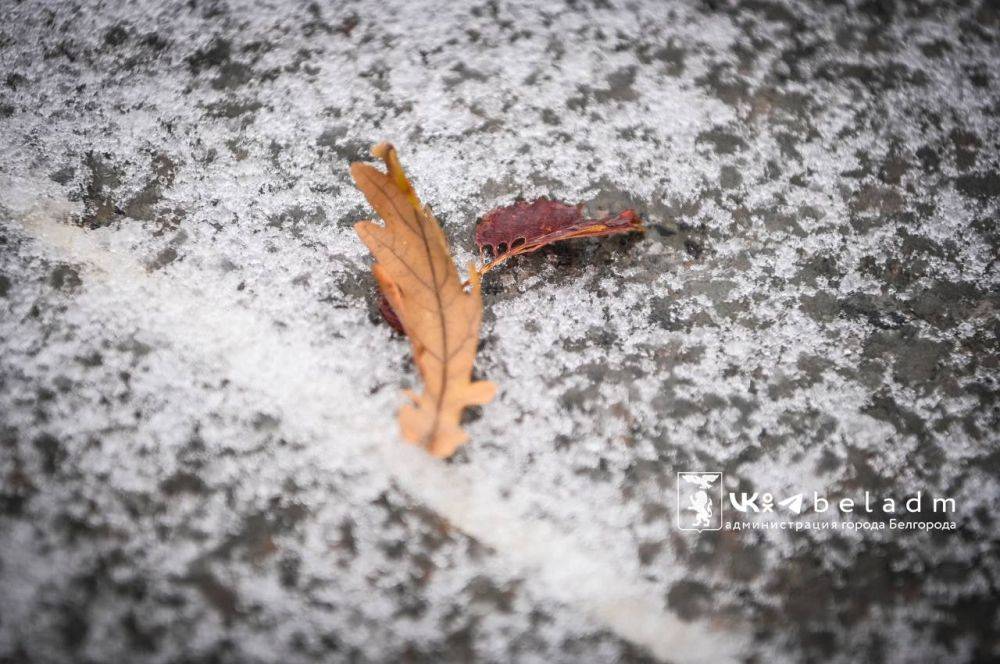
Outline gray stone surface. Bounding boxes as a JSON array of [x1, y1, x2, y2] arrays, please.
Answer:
[[1, 0, 999, 662]]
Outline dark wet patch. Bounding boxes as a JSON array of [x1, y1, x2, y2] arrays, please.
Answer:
[[950, 128, 981, 170], [860, 255, 921, 290], [123, 154, 177, 221], [145, 230, 187, 271], [915, 144, 940, 173], [48, 165, 75, 185], [566, 66, 640, 109], [103, 24, 129, 47], [252, 412, 280, 431], [33, 432, 65, 474], [637, 540, 662, 565], [849, 183, 904, 217], [57, 603, 89, 650], [160, 470, 209, 496], [5, 72, 27, 89], [906, 280, 993, 329], [639, 40, 685, 76], [444, 62, 489, 88], [764, 541, 927, 652], [49, 264, 82, 291], [186, 37, 232, 75], [864, 390, 928, 440], [696, 128, 747, 155], [183, 567, 240, 622], [816, 60, 929, 91], [667, 579, 712, 621], [464, 576, 518, 613], [316, 125, 370, 163], [955, 171, 1000, 200], [77, 152, 122, 228], [146, 247, 177, 271], [892, 337, 948, 386], [267, 205, 327, 238], [205, 97, 263, 120], [596, 66, 639, 102], [202, 500, 311, 568], [695, 64, 750, 107], [760, 208, 804, 236], [719, 165, 742, 189], [212, 61, 254, 90]]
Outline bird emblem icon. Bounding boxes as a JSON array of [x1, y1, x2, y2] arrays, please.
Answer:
[[677, 472, 724, 532]]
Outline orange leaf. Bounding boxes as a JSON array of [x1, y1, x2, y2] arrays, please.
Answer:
[[475, 198, 644, 275], [351, 143, 496, 458]]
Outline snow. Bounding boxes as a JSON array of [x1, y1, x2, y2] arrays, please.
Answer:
[[1, 0, 999, 662]]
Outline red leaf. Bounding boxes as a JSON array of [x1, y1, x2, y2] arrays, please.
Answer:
[[377, 292, 405, 333], [376, 197, 644, 329], [475, 198, 643, 274]]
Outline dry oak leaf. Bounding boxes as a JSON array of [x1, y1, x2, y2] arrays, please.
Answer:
[[475, 197, 644, 275], [351, 143, 496, 458]]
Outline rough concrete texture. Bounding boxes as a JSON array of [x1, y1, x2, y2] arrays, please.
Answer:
[[1, 0, 999, 662]]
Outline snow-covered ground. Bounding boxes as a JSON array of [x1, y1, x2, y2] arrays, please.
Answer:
[[1, 1, 998, 662]]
